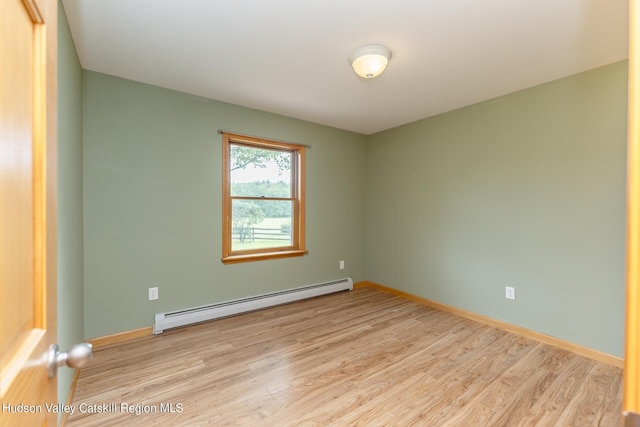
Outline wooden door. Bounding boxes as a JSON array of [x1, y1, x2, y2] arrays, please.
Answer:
[[0, 0, 58, 426], [628, 0, 640, 424]]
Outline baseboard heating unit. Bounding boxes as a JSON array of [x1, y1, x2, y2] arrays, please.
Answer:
[[153, 277, 353, 334]]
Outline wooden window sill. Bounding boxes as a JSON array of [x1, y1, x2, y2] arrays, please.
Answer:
[[222, 250, 308, 264]]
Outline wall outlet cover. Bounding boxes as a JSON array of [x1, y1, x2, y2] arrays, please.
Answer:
[[505, 286, 516, 301]]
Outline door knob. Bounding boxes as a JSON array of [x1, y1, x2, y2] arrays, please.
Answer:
[[47, 342, 93, 378]]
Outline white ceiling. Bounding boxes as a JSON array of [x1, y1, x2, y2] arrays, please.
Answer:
[[62, 0, 628, 135]]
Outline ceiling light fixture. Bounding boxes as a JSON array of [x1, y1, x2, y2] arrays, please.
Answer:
[[349, 44, 391, 79]]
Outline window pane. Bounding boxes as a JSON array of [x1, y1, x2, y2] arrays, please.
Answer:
[[230, 145, 291, 197], [231, 199, 293, 252], [222, 132, 305, 263]]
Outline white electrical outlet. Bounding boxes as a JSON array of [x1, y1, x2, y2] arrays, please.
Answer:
[[339, 260, 345, 270], [149, 287, 159, 301], [505, 286, 516, 301]]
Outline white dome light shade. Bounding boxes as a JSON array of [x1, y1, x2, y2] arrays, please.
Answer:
[[349, 45, 391, 79]]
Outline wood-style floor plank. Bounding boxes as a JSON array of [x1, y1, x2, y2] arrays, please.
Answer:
[[66, 287, 622, 426]]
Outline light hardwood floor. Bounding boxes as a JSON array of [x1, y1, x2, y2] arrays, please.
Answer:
[[66, 287, 622, 426]]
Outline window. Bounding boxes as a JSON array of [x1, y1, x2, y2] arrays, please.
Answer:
[[222, 132, 306, 263]]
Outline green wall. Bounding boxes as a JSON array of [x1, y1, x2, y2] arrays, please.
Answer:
[[82, 71, 367, 338], [366, 61, 628, 357], [57, 0, 84, 410], [81, 59, 627, 357]]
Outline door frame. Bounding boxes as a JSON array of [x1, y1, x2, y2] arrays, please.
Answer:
[[626, 0, 640, 419]]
